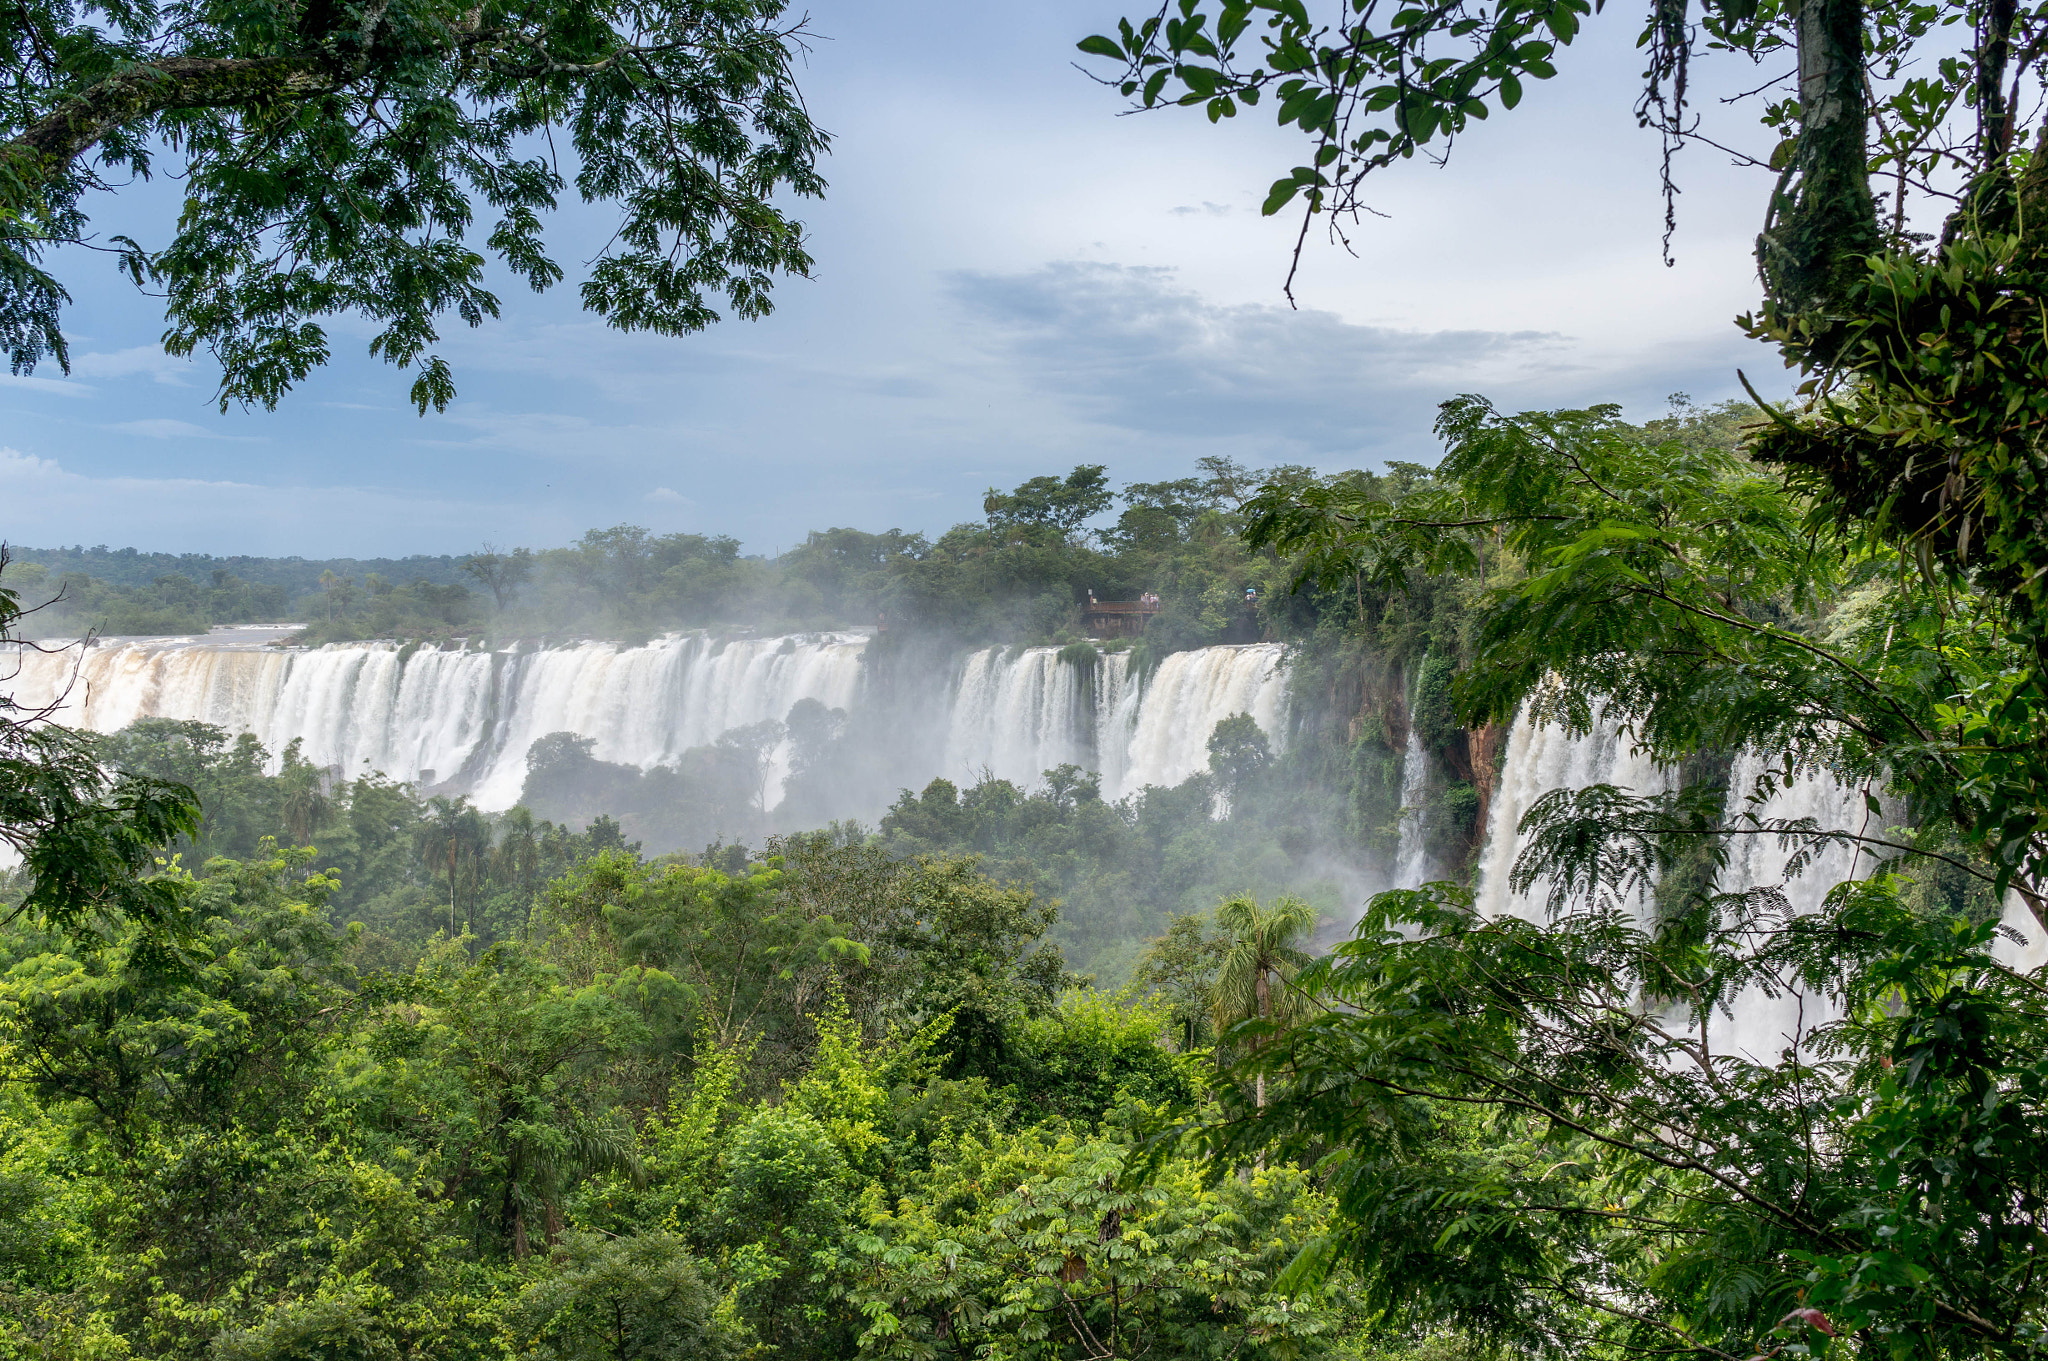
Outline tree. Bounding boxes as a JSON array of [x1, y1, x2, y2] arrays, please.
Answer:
[[1, 0, 826, 411], [715, 718, 784, 819], [0, 553, 199, 943], [417, 795, 492, 938], [1215, 866, 2048, 1356], [1249, 398, 2039, 916], [464, 546, 535, 612], [1080, 0, 1918, 311], [1, 841, 349, 1155], [510, 1231, 739, 1361], [983, 465, 1114, 539], [1078, 0, 2048, 693], [1211, 893, 1315, 1110], [1135, 912, 1228, 1049], [1219, 403, 2048, 1355], [834, 1122, 1353, 1360], [413, 941, 654, 1259], [317, 570, 356, 620], [1206, 712, 1272, 805]]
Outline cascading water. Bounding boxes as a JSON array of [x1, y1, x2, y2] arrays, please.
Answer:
[[1391, 658, 1435, 889], [1393, 727, 1433, 888], [1717, 748, 1876, 911], [1472, 700, 1669, 923], [942, 648, 1097, 789], [1464, 703, 2007, 1061], [7, 631, 867, 809], [1110, 645, 1288, 797], [7, 632, 1291, 813], [1703, 749, 1878, 1060], [943, 643, 1290, 799]]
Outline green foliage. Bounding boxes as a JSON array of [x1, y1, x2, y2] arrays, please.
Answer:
[[8, 563, 293, 637], [983, 466, 1115, 537], [1207, 711, 1272, 798], [1208, 381, 2048, 1358], [76, 717, 628, 960], [11, 455, 1380, 652], [0, 759, 1340, 1360], [1205, 870, 2048, 1357], [875, 744, 1348, 983], [1, 0, 825, 408], [509, 1231, 739, 1361], [1134, 912, 1228, 1049], [834, 1122, 1356, 1359], [1408, 653, 1459, 753]]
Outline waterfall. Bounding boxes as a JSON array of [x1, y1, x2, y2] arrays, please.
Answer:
[[1110, 645, 1289, 797], [1393, 726, 1433, 888], [7, 632, 866, 810], [465, 634, 867, 808], [1465, 702, 1938, 1063], [1471, 701, 1668, 922], [941, 648, 1095, 789], [939, 643, 1288, 800], [1998, 893, 2048, 972], [1707, 749, 1879, 1062], [6, 632, 1288, 814], [1718, 747, 1875, 917], [1392, 658, 1433, 889]]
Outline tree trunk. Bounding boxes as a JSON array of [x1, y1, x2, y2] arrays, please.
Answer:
[[1757, 0, 1881, 316], [1253, 965, 1269, 1169], [1978, 0, 2019, 158], [1253, 965, 1270, 1112]]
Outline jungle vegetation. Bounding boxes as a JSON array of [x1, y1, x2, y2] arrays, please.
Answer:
[[1061, 0, 2048, 1348], [9, 0, 2048, 1345], [10, 457, 1321, 647]]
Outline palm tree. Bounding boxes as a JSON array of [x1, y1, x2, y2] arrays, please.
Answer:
[[418, 796, 492, 939], [1211, 894, 1316, 1112], [277, 739, 330, 846]]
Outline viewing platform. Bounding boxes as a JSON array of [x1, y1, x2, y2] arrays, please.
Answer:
[[1082, 597, 1161, 639]]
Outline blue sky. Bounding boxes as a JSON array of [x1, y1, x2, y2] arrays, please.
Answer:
[[0, 0, 1791, 558]]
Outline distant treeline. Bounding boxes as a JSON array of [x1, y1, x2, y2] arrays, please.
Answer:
[[11, 543, 469, 592], [10, 457, 1375, 648]]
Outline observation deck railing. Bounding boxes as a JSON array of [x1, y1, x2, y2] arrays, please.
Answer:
[[1081, 598, 1161, 639]]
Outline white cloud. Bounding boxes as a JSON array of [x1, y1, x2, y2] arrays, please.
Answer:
[[0, 445, 563, 555], [0, 372, 91, 398], [947, 261, 1767, 462], [645, 487, 690, 504], [106, 418, 262, 441], [70, 346, 196, 386], [0, 447, 61, 477]]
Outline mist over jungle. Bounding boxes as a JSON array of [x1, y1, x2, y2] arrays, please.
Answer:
[[8, 0, 2048, 1354]]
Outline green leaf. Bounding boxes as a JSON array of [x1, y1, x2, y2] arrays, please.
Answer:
[[1262, 175, 1307, 215]]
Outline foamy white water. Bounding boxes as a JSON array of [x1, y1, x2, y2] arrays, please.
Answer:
[[941, 643, 1290, 800], [5, 632, 867, 810], [1463, 703, 1940, 1065], [1472, 701, 1669, 922], [1393, 726, 1433, 888], [1705, 748, 1878, 1062], [942, 648, 1095, 788], [1117, 646, 1288, 795], [7, 633, 1289, 813]]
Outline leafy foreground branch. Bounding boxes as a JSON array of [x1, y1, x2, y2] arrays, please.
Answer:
[[0, 0, 826, 409], [1192, 378, 2048, 1358], [1206, 876, 2048, 1358]]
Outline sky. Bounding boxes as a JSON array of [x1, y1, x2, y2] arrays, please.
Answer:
[[0, 0, 1797, 558]]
